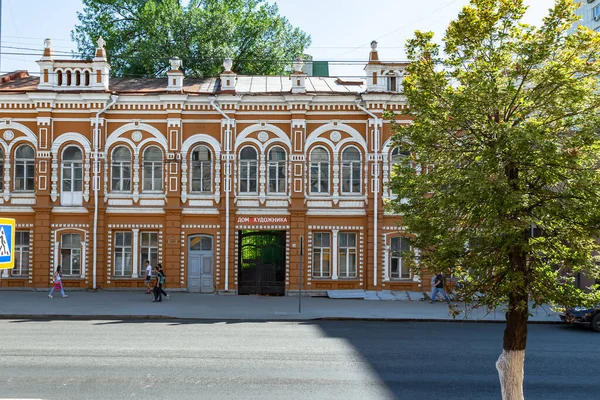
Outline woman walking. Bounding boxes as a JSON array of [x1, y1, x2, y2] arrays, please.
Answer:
[[152, 265, 165, 302], [48, 265, 67, 298]]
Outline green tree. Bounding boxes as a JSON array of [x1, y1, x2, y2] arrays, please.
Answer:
[[386, 1, 600, 398], [72, 0, 311, 77]]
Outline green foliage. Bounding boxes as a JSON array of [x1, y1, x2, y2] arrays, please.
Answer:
[[386, 0, 600, 312], [72, 0, 311, 77]]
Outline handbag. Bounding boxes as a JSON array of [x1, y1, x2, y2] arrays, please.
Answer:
[[53, 281, 62, 290]]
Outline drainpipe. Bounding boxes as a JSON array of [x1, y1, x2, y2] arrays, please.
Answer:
[[92, 94, 118, 290], [355, 99, 380, 288], [209, 98, 232, 292]]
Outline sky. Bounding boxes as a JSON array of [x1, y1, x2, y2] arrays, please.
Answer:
[[0, 0, 557, 78]]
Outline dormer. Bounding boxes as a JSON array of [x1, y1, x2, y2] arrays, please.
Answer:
[[290, 57, 307, 94], [364, 40, 407, 93], [37, 37, 110, 91], [220, 58, 236, 93], [167, 57, 184, 92]]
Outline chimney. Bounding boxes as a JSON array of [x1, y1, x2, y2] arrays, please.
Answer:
[[167, 57, 184, 92], [220, 58, 236, 93], [364, 40, 383, 92], [290, 57, 307, 94]]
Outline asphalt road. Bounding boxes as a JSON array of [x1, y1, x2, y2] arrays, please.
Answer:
[[0, 319, 596, 400]]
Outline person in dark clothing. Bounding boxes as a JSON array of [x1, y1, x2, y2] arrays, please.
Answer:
[[430, 273, 451, 303], [152, 265, 165, 302], [157, 263, 169, 300]]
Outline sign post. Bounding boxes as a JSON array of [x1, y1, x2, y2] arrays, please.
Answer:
[[298, 235, 303, 314], [0, 218, 15, 270]]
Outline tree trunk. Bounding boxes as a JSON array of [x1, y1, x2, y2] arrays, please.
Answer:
[[496, 292, 529, 400]]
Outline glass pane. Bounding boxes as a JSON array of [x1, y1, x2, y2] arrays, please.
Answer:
[[192, 146, 211, 161], [124, 233, 132, 246], [322, 251, 330, 276], [311, 148, 328, 161], [312, 251, 321, 277], [61, 249, 71, 273], [63, 146, 82, 161], [391, 237, 400, 251], [310, 165, 319, 192], [269, 147, 286, 161], [201, 237, 212, 251], [349, 252, 356, 275], [16, 145, 34, 159], [150, 233, 158, 246], [113, 147, 131, 162], [190, 236, 202, 251], [72, 250, 81, 275], [144, 147, 162, 161], [240, 147, 257, 160], [342, 147, 360, 161], [339, 253, 347, 275], [391, 258, 399, 276]]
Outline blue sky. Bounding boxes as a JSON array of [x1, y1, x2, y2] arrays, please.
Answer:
[[1, 0, 556, 78]]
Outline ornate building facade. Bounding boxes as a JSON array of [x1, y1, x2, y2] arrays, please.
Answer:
[[0, 38, 427, 294]]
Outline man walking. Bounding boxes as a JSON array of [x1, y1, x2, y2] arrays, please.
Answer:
[[144, 260, 153, 294], [430, 273, 451, 303]]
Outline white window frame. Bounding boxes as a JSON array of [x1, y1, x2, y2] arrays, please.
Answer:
[[111, 146, 132, 192], [338, 232, 357, 278], [114, 231, 133, 277], [267, 146, 286, 194], [312, 232, 331, 278], [239, 146, 258, 194], [142, 146, 163, 192], [594, 4, 600, 20], [12, 231, 29, 276], [14, 144, 35, 192], [341, 147, 361, 194], [390, 236, 411, 280], [310, 147, 330, 194], [139, 232, 159, 276], [61, 145, 84, 206], [190, 145, 212, 193], [61, 233, 82, 276]]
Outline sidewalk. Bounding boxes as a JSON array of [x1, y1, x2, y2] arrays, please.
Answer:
[[0, 290, 561, 323]]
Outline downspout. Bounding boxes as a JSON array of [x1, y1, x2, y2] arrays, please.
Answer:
[[93, 94, 118, 289], [209, 98, 232, 292], [355, 99, 380, 288]]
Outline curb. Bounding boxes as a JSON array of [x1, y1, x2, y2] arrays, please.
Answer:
[[0, 314, 562, 324]]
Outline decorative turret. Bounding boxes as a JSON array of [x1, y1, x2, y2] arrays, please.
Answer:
[[220, 58, 236, 93], [166, 57, 184, 92], [364, 40, 407, 93], [290, 57, 307, 94], [37, 36, 111, 91]]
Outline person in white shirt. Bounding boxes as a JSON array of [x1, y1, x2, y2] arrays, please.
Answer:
[[144, 260, 153, 294]]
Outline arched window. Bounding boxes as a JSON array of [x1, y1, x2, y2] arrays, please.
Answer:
[[75, 70, 81, 86], [191, 145, 212, 193], [310, 147, 329, 194], [66, 70, 72, 86], [267, 146, 286, 194], [61, 233, 81, 276], [14, 144, 35, 191], [111, 146, 132, 192], [142, 146, 163, 192], [239, 146, 258, 193], [84, 71, 90, 86], [390, 147, 410, 195], [57, 70, 63, 86], [61, 146, 83, 205], [341, 147, 361, 194]]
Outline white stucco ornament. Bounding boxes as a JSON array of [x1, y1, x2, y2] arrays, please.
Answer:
[[2, 130, 14, 141], [258, 131, 269, 143], [97, 36, 106, 49], [132, 131, 142, 143], [223, 58, 233, 72], [44, 38, 52, 48], [330, 131, 341, 143], [170, 57, 181, 71]]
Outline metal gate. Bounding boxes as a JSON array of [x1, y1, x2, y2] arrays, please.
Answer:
[[238, 230, 285, 295]]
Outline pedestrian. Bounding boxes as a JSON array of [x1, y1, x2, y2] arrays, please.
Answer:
[[48, 265, 67, 299], [144, 260, 153, 294], [152, 265, 165, 302], [157, 263, 169, 300], [430, 273, 451, 303]]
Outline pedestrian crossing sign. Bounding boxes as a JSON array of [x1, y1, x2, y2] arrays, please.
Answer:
[[0, 218, 15, 269]]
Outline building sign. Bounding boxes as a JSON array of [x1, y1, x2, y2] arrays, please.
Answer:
[[236, 216, 289, 225], [0, 218, 15, 270]]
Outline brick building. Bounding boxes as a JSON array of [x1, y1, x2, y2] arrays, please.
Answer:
[[0, 38, 425, 295]]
